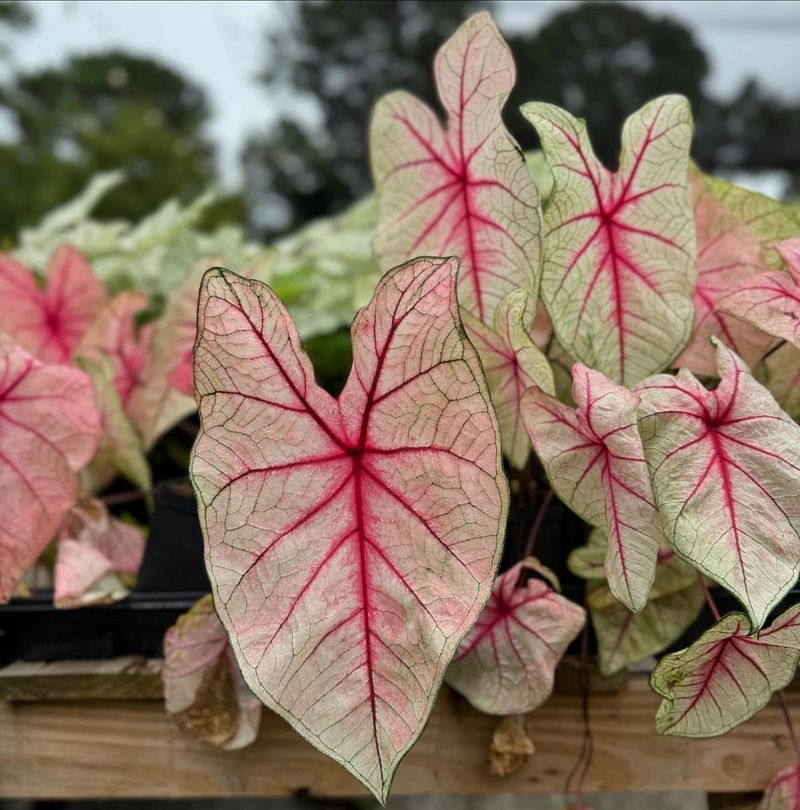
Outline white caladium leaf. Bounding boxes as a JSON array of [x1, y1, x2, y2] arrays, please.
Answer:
[[191, 258, 507, 802], [637, 340, 800, 630], [371, 12, 541, 325], [522, 364, 662, 612], [760, 762, 800, 810], [521, 96, 695, 385], [163, 595, 261, 750], [719, 238, 800, 350], [446, 558, 585, 715], [462, 289, 554, 468], [676, 170, 774, 375], [651, 604, 800, 737], [0, 344, 101, 602], [54, 499, 145, 609]]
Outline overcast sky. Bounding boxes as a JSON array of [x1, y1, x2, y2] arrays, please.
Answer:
[[6, 0, 800, 186]]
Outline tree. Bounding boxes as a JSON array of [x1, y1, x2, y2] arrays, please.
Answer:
[[0, 51, 218, 240], [247, 0, 800, 239], [242, 0, 480, 239]]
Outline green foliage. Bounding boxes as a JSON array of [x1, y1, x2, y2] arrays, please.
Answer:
[[0, 51, 223, 241]]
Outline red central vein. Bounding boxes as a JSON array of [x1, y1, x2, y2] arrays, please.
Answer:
[[353, 455, 382, 782], [455, 34, 484, 322]]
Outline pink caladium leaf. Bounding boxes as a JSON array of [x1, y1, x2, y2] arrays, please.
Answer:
[[190, 258, 507, 802], [522, 364, 662, 612], [76, 355, 152, 495], [650, 604, 800, 737], [521, 96, 695, 385], [760, 761, 800, 810], [461, 289, 554, 468], [54, 499, 145, 609], [445, 558, 585, 715], [637, 339, 800, 630], [76, 291, 152, 408], [163, 595, 262, 750], [0, 246, 108, 364], [675, 170, 774, 375], [0, 343, 101, 601], [128, 260, 210, 449], [719, 238, 800, 350], [371, 11, 541, 326]]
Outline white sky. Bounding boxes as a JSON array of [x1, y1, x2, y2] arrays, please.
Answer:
[[6, 0, 800, 187]]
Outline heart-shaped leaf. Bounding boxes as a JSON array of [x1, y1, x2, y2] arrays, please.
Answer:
[[190, 258, 507, 802], [521, 96, 695, 385], [76, 291, 152, 408], [0, 343, 101, 601], [637, 340, 800, 629], [760, 761, 800, 810], [446, 558, 584, 715], [163, 594, 261, 750], [522, 364, 662, 612], [651, 604, 800, 737], [371, 12, 541, 326], [461, 289, 553, 468], [0, 246, 108, 364], [54, 499, 145, 609], [719, 238, 800, 350], [675, 170, 774, 375]]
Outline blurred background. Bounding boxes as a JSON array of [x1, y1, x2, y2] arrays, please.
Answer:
[[1, 0, 799, 247]]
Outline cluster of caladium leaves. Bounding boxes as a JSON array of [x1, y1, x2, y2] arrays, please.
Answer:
[[184, 8, 800, 805], [0, 242, 219, 605]]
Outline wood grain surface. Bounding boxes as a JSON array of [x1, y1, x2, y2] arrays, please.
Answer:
[[1, 676, 797, 799]]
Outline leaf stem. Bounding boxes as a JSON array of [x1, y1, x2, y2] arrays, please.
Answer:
[[565, 624, 593, 800], [522, 488, 554, 560], [100, 488, 151, 507], [700, 576, 721, 622], [763, 339, 787, 362]]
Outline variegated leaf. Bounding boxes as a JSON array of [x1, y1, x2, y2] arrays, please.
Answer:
[[462, 289, 554, 468], [521, 96, 695, 385], [523, 364, 662, 612], [676, 169, 774, 375], [637, 340, 800, 629], [719, 238, 800, 350], [371, 11, 541, 325], [446, 558, 585, 714], [191, 258, 507, 802], [651, 604, 800, 737]]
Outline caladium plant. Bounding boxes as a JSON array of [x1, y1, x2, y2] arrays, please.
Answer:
[[3, 9, 800, 808]]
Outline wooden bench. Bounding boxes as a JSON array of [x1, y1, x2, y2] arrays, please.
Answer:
[[0, 658, 790, 808]]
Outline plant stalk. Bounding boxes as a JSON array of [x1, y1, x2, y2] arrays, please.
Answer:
[[522, 488, 554, 560]]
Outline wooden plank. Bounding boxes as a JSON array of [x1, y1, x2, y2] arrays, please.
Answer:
[[0, 678, 796, 799], [0, 657, 163, 702]]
